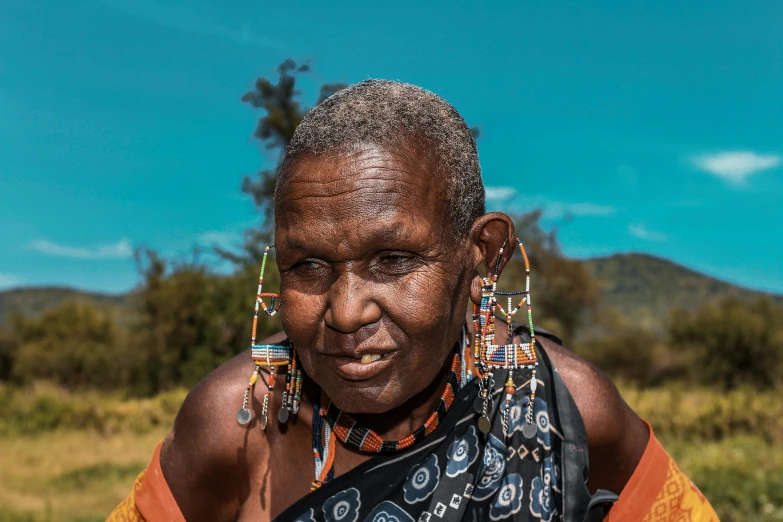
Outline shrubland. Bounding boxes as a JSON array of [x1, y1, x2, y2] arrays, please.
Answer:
[[3, 60, 781, 521]]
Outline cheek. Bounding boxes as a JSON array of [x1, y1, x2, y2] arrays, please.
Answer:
[[379, 267, 467, 382], [279, 288, 325, 355], [279, 263, 470, 411], [386, 267, 465, 332]]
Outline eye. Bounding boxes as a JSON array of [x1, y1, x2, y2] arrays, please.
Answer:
[[292, 258, 328, 273], [374, 252, 420, 274], [382, 255, 410, 265]]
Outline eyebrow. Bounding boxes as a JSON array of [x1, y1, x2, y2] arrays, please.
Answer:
[[373, 222, 406, 242], [280, 237, 308, 251]]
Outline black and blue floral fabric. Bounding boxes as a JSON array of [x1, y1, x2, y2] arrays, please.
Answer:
[[278, 342, 577, 522]]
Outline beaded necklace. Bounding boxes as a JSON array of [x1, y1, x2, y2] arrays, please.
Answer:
[[330, 353, 460, 453], [309, 352, 461, 489], [310, 393, 336, 491]]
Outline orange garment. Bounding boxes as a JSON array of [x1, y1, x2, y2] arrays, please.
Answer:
[[106, 442, 185, 522], [107, 424, 718, 521], [606, 424, 719, 522]]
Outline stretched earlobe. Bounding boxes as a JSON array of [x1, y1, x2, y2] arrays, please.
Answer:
[[469, 273, 484, 306], [468, 212, 516, 303]]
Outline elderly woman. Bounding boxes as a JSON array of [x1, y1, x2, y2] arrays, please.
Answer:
[[109, 81, 717, 521]]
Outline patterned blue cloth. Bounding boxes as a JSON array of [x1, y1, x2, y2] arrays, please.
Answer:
[[276, 341, 576, 522]]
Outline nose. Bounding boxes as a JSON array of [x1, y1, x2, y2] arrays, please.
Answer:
[[324, 270, 382, 334]]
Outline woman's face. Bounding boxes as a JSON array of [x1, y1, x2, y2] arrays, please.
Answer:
[[274, 146, 475, 414]]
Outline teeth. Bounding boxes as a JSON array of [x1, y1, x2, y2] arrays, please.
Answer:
[[360, 354, 382, 364]]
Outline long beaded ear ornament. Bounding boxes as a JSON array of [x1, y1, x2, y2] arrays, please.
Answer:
[[236, 246, 302, 429], [473, 238, 539, 438]]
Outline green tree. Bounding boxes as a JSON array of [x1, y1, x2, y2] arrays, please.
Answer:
[[240, 59, 347, 221], [10, 301, 120, 389], [125, 59, 331, 393], [130, 249, 281, 394], [0, 325, 17, 381], [232, 59, 479, 265], [501, 210, 601, 344], [669, 296, 783, 390], [223, 59, 347, 265], [236, 61, 597, 342]]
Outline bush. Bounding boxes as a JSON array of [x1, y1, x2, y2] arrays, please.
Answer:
[[0, 326, 16, 381], [0, 382, 186, 436], [575, 328, 669, 386], [127, 250, 281, 395], [501, 211, 600, 345], [620, 383, 783, 444], [10, 302, 122, 390], [669, 296, 783, 390]]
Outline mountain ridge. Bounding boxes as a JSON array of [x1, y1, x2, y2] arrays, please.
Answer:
[[583, 252, 783, 329], [0, 286, 131, 324], [2, 253, 780, 327]]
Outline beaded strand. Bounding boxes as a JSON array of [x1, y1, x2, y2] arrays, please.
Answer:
[[473, 238, 539, 437], [237, 246, 299, 428], [311, 393, 337, 491], [323, 353, 461, 455]]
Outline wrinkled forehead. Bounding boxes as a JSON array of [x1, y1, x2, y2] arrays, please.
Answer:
[[274, 147, 451, 252]]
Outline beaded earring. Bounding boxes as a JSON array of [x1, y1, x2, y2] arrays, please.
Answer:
[[236, 246, 302, 429], [473, 238, 538, 438]]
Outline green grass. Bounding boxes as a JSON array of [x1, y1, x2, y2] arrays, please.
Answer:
[[1, 384, 781, 521], [0, 382, 187, 437], [665, 435, 783, 522], [0, 429, 167, 522], [0, 508, 105, 522], [620, 382, 783, 443], [50, 462, 144, 492]]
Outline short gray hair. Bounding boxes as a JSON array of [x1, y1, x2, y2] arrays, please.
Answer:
[[279, 79, 486, 236]]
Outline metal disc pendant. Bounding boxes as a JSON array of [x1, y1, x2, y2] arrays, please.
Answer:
[[522, 421, 537, 439], [236, 408, 252, 426], [478, 416, 492, 434], [278, 407, 290, 424], [473, 396, 484, 414]]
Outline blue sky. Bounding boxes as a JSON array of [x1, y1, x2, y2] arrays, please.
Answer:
[[1, 0, 781, 294]]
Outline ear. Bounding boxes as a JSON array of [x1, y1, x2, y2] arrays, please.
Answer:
[[468, 212, 516, 306]]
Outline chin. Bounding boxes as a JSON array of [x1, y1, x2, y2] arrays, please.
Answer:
[[324, 382, 406, 415]]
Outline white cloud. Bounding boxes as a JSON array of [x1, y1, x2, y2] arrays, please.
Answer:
[[96, 0, 284, 49], [197, 230, 242, 248], [544, 202, 616, 220], [0, 273, 22, 289], [485, 186, 517, 203], [29, 239, 133, 259], [692, 151, 780, 183], [485, 189, 616, 219], [628, 223, 667, 242]]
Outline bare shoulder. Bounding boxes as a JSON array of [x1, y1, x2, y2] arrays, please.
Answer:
[[537, 336, 633, 443], [538, 336, 649, 494], [160, 332, 287, 521]]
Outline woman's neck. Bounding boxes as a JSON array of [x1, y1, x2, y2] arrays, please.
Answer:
[[342, 350, 455, 441]]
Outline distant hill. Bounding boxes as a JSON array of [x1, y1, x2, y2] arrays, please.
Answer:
[[0, 287, 131, 324], [584, 253, 783, 330], [1, 254, 780, 329]]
